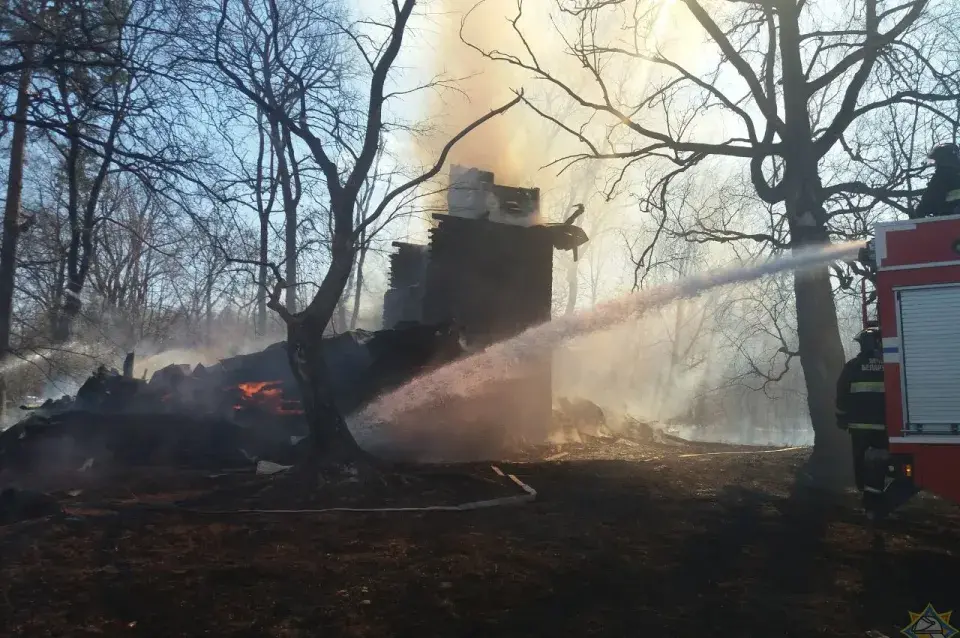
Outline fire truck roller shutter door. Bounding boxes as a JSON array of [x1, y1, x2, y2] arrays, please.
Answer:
[[898, 285, 960, 431]]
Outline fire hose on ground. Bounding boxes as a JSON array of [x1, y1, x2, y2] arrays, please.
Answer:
[[51, 465, 537, 519]]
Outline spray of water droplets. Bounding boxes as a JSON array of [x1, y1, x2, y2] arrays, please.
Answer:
[[358, 241, 865, 424]]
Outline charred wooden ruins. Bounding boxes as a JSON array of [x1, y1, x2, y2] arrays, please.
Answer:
[[383, 165, 587, 446], [0, 166, 587, 475]]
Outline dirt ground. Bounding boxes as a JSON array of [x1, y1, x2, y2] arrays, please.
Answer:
[[3, 435, 960, 638]]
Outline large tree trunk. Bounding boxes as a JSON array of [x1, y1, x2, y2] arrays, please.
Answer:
[[776, 3, 852, 490], [793, 263, 851, 488], [285, 222, 365, 466], [286, 316, 364, 463], [0, 60, 32, 423], [786, 174, 853, 490]]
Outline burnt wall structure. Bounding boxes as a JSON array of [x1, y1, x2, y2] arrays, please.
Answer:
[[422, 214, 553, 342], [379, 166, 565, 452], [420, 213, 555, 443], [382, 242, 429, 329]]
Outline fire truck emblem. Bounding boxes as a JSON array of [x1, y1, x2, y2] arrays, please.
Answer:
[[901, 603, 958, 638]]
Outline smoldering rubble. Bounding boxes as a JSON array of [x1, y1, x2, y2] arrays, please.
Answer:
[[0, 322, 466, 478], [0, 315, 699, 532]]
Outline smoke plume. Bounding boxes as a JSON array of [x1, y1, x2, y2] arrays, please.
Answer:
[[418, 0, 531, 185]]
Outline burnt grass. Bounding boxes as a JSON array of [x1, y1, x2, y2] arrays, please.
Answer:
[[3, 435, 960, 637]]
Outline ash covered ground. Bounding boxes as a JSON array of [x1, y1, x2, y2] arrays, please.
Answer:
[[2, 420, 959, 638]]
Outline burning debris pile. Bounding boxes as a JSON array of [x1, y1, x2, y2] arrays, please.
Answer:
[[18, 343, 304, 424], [0, 322, 466, 476], [0, 354, 306, 476]]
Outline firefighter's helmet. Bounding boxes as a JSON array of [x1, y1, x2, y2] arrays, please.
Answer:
[[854, 327, 881, 355], [928, 142, 960, 166]]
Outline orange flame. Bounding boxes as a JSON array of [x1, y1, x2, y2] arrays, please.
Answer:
[[234, 380, 304, 415], [238, 381, 281, 398]]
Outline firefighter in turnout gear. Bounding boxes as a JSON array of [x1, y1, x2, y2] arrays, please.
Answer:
[[910, 142, 960, 219], [836, 326, 889, 512]]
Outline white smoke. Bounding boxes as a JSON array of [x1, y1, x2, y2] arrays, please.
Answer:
[[358, 241, 863, 436]]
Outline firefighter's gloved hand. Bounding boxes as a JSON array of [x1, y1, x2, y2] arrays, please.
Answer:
[[836, 413, 850, 430]]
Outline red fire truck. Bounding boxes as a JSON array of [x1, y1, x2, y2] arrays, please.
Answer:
[[861, 214, 960, 512]]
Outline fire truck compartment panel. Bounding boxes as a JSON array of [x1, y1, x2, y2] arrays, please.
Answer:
[[876, 215, 960, 269], [897, 284, 960, 429], [884, 443, 960, 503]]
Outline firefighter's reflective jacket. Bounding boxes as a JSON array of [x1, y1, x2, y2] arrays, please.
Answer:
[[911, 166, 960, 218], [836, 354, 886, 431]]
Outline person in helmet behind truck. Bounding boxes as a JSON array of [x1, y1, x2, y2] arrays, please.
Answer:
[[835, 326, 888, 511], [910, 142, 960, 219]]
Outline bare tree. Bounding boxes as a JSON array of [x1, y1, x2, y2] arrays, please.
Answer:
[[47, 8, 136, 341], [271, 119, 304, 313], [0, 0, 57, 420], [0, 0, 207, 357], [13, 160, 249, 384], [253, 107, 280, 335], [181, 0, 521, 466], [0, 47, 33, 420], [463, 0, 960, 487], [336, 141, 439, 332]]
